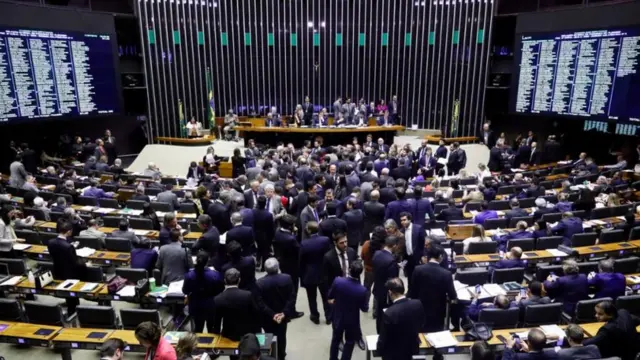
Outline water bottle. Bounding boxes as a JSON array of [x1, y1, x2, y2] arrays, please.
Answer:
[[27, 270, 35, 284]]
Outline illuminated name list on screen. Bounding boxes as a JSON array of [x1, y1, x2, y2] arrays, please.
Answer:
[[0, 27, 119, 122], [514, 28, 640, 121]]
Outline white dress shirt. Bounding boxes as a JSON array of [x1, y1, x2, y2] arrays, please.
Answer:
[[405, 224, 413, 256]]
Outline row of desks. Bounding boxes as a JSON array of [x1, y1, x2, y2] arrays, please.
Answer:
[[34, 221, 203, 241], [0, 321, 274, 359], [70, 204, 197, 220]]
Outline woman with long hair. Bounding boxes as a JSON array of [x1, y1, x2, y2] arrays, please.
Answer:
[[135, 321, 177, 360], [182, 251, 224, 333], [141, 202, 161, 231], [175, 333, 197, 360], [462, 224, 490, 254], [231, 148, 246, 178]]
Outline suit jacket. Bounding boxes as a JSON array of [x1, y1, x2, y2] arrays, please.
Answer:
[[363, 201, 385, 237], [435, 145, 448, 159], [480, 130, 496, 148], [447, 148, 467, 169], [390, 167, 411, 182], [109, 229, 138, 243], [272, 229, 300, 280], [47, 236, 86, 280], [300, 234, 332, 286], [505, 208, 529, 222], [252, 208, 274, 247], [403, 224, 425, 270], [9, 161, 28, 187], [529, 148, 541, 165], [323, 247, 357, 287], [385, 199, 414, 226], [379, 187, 397, 206], [409, 262, 457, 332], [413, 198, 434, 223], [437, 206, 464, 222], [376, 298, 425, 360], [488, 147, 503, 172], [556, 345, 601, 360], [515, 145, 532, 167], [256, 273, 296, 320], [342, 209, 365, 247], [158, 226, 172, 247], [227, 225, 255, 256], [156, 242, 193, 285], [583, 309, 640, 360], [372, 250, 399, 299], [131, 193, 151, 203], [239, 207, 254, 228], [543, 274, 589, 314], [221, 256, 256, 291], [318, 216, 347, 238], [551, 217, 583, 246], [588, 272, 626, 300], [156, 190, 180, 211], [207, 201, 231, 235], [300, 206, 321, 240], [418, 155, 437, 170], [192, 226, 223, 268], [213, 287, 262, 341], [328, 277, 368, 335], [502, 349, 559, 360], [244, 189, 260, 209], [182, 268, 224, 310]]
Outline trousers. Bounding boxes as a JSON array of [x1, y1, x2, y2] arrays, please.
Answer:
[[305, 283, 330, 320]]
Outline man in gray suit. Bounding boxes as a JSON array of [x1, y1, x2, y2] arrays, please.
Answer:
[[22, 175, 40, 193], [110, 219, 139, 244], [300, 195, 320, 240], [264, 184, 283, 218], [9, 155, 28, 188], [79, 219, 107, 247], [245, 160, 264, 182], [142, 162, 162, 179], [156, 228, 193, 285], [333, 96, 342, 116], [156, 183, 180, 211]]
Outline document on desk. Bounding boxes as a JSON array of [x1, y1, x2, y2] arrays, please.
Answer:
[[180, 213, 197, 219], [76, 247, 96, 257], [80, 205, 95, 212], [547, 249, 569, 257], [540, 325, 566, 339], [134, 230, 150, 236], [12, 243, 32, 251], [592, 220, 606, 225], [121, 209, 143, 216], [94, 208, 116, 214], [80, 283, 99, 292], [167, 280, 184, 296], [56, 279, 80, 290], [117, 285, 137, 297], [456, 287, 472, 301], [428, 228, 446, 237], [483, 284, 507, 297], [1, 276, 24, 286], [425, 331, 458, 348]]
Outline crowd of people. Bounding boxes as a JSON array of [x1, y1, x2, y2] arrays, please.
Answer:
[[2, 121, 640, 360]]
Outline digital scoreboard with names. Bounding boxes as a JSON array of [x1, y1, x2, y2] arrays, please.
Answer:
[[511, 27, 640, 122], [0, 26, 120, 123]]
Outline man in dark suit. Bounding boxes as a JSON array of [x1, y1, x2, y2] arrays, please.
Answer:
[[480, 123, 495, 148], [323, 231, 357, 296], [253, 196, 275, 270], [244, 180, 261, 209], [412, 187, 434, 224], [213, 268, 262, 341], [385, 188, 413, 226], [399, 212, 425, 284], [529, 142, 541, 165], [390, 159, 411, 181], [257, 258, 296, 360], [272, 214, 304, 319], [409, 246, 457, 332], [300, 222, 332, 324], [502, 328, 558, 360], [192, 214, 224, 269], [372, 236, 399, 332], [556, 324, 601, 360], [300, 194, 320, 240], [543, 260, 588, 315], [319, 202, 347, 238], [302, 96, 314, 126], [207, 197, 231, 235], [227, 212, 256, 256], [130, 186, 151, 202], [341, 198, 364, 253], [550, 211, 583, 246], [328, 260, 368, 360], [186, 161, 205, 181], [514, 140, 532, 168], [363, 190, 386, 237], [377, 278, 425, 360], [379, 183, 397, 206], [447, 142, 467, 176], [487, 144, 503, 172], [505, 198, 529, 223], [436, 199, 464, 222], [48, 221, 87, 314], [417, 149, 437, 177], [584, 300, 640, 360]]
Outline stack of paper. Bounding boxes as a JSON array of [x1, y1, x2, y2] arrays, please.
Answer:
[[540, 325, 566, 339], [80, 283, 99, 292], [121, 209, 143, 216], [167, 280, 184, 296], [592, 220, 606, 225], [12, 244, 31, 251], [425, 331, 458, 348], [428, 229, 446, 237], [181, 213, 197, 219], [456, 287, 473, 301], [94, 208, 116, 214], [117, 285, 137, 297], [454, 280, 468, 291], [80, 206, 95, 212], [76, 247, 96, 257], [1, 276, 24, 286]]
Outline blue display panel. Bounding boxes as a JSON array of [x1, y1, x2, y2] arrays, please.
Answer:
[[0, 26, 119, 123], [511, 28, 640, 122]]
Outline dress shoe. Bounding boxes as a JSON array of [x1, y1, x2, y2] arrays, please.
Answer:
[[325, 318, 332, 325], [291, 311, 304, 319], [310, 315, 320, 324], [357, 338, 366, 350]]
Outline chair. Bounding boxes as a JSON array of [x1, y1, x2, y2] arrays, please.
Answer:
[[570, 298, 612, 323], [145, 188, 162, 196], [536, 236, 563, 250], [478, 308, 520, 329], [468, 241, 497, 255], [101, 184, 117, 193], [452, 242, 464, 257], [179, 203, 197, 214], [434, 203, 448, 214], [507, 238, 535, 251], [76, 305, 118, 329], [129, 218, 154, 230], [115, 268, 148, 283], [492, 268, 525, 284], [151, 202, 172, 212], [105, 238, 132, 252], [483, 218, 508, 230], [85, 266, 105, 282], [451, 190, 464, 199], [14, 229, 41, 245], [23, 208, 47, 221], [614, 257, 640, 274], [98, 198, 120, 209], [77, 196, 99, 206], [102, 216, 123, 228], [523, 303, 564, 326], [120, 309, 162, 330], [518, 198, 535, 209], [616, 295, 640, 317], [36, 261, 54, 272], [0, 299, 24, 322], [509, 217, 534, 228], [465, 202, 482, 212], [488, 201, 510, 211], [49, 211, 64, 222], [0, 258, 26, 275], [454, 269, 489, 285], [630, 226, 640, 241], [577, 262, 598, 275], [541, 213, 562, 224], [460, 177, 477, 186], [536, 264, 563, 282], [497, 186, 515, 195], [599, 229, 625, 244], [189, 222, 200, 232], [76, 236, 104, 250], [571, 233, 597, 247], [572, 210, 587, 219], [612, 205, 630, 217], [24, 301, 69, 326], [590, 207, 612, 220], [126, 200, 147, 210], [542, 195, 558, 204]]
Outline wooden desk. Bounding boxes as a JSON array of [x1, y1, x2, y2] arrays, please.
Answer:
[[580, 322, 640, 337], [235, 125, 404, 134], [156, 135, 215, 145], [455, 250, 557, 267], [15, 279, 108, 299], [447, 225, 475, 241], [573, 242, 637, 258], [0, 322, 61, 346], [16, 243, 130, 266], [53, 327, 113, 345]]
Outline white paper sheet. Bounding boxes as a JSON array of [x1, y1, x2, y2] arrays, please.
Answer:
[[1, 276, 24, 286], [76, 247, 96, 257], [547, 249, 569, 257], [12, 244, 31, 251], [425, 331, 458, 348], [80, 282, 99, 292], [366, 335, 379, 351], [117, 285, 137, 297], [167, 280, 184, 296], [134, 230, 150, 236]]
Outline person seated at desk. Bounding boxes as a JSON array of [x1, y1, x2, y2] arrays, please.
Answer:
[[32, 196, 51, 220], [110, 218, 139, 243], [186, 161, 205, 182], [531, 220, 549, 240], [315, 108, 329, 127], [471, 341, 495, 360], [143, 162, 162, 179], [95, 155, 110, 172], [489, 246, 525, 274], [100, 338, 126, 360], [552, 324, 601, 360], [108, 158, 126, 175], [157, 183, 180, 212], [604, 154, 628, 171], [473, 201, 498, 225], [583, 300, 640, 360], [159, 213, 181, 247], [130, 237, 157, 275], [21, 175, 40, 193], [131, 185, 151, 202], [461, 224, 491, 254], [502, 328, 558, 360], [185, 117, 202, 138], [513, 280, 550, 313], [79, 219, 106, 245], [532, 197, 555, 221], [494, 221, 533, 252], [549, 211, 583, 246], [81, 179, 112, 199], [588, 259, 626, 300], [505, 198, 529, 222], [266, 109, 282, 128], [51, 197, 69, 213], [466, 293, 517, 322], [544, 259, 589, 315], [437, 198, 464, 222], [554, 193, 573, 213], [135, 321, 177, 360]]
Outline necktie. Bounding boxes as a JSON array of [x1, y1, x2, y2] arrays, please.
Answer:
[[340, 251, 348, 276], [253, 192, 258, 208], [313, 209, 318, 222]]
